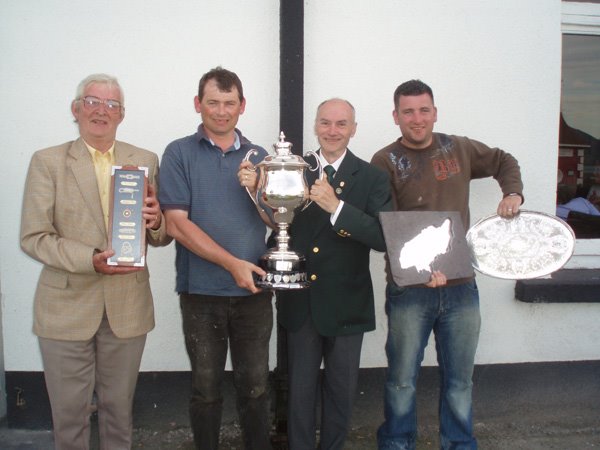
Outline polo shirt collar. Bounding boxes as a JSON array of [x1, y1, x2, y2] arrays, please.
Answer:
[[197, 125, 247, 151]]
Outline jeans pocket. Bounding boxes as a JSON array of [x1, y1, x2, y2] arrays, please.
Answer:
[[387, 282, 407, 298], [466, 279, 479, 293], [385, 283, 409, 316]]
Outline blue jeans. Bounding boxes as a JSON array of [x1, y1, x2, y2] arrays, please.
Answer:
[[180, 292, 273, 450], [377, 281, 481, 450]]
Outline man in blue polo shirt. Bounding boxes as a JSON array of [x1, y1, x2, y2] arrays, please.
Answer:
[[159, 66, 273, 450]]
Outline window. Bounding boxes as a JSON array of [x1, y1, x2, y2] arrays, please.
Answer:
[[558, 2, 600, 239]]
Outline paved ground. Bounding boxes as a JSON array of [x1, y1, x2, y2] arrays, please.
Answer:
[[1, 361, 599, 449]]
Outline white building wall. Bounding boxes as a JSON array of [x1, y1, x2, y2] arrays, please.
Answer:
[[303, 0, 600, 367], [0, 0, 280, 371], [1, 0, 598, 372]]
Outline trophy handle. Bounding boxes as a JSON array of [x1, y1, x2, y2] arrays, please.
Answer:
[[243, 149, 278, 229], [243, 149, 260, 206], [301, 150, 323, 211]]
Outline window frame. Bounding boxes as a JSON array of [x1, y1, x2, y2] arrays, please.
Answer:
[[562, 2, 600, 36], [561, 2, 600, 266]]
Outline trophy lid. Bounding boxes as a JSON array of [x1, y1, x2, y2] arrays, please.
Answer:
[[257, 131, 310, 168]]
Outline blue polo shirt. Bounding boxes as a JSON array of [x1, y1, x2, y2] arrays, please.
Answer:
[[159, 125, 268, 296]]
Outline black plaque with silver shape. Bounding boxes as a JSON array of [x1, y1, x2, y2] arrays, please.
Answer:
[[380, 211, 473, 286], [107, 165, 148, 266]]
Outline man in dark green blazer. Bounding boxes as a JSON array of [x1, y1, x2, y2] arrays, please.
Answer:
[[278, 98, 392, 450]]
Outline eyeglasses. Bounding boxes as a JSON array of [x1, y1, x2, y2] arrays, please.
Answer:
[[79, 96, 123, 113]]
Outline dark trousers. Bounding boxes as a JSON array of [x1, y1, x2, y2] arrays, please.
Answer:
[[286, 318, 364, 450], [180, 292, 273, 450]]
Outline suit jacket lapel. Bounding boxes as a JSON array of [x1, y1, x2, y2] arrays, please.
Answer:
[[304, 150, 359, 239], [114, 141, 135, 166], [69, 138, 107, 237], [329, 150, 359, 202]]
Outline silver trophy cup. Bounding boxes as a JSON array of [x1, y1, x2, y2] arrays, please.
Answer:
[[245, 132, 322, 289]]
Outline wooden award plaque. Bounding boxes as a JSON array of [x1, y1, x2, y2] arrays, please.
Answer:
[[107, 165, 148, 266]]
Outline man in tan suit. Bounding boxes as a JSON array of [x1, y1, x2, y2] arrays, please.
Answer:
[[20, 73, 171, 450]]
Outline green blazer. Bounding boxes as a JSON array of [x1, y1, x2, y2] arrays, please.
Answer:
[[277, 150, 392, 337]]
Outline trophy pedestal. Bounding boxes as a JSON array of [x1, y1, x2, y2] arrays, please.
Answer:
[[256, 249, 309, 290]]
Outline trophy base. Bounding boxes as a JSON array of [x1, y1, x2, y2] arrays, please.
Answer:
[[256, 250, 310, 290]]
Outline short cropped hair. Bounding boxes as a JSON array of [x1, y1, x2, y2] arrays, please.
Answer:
[[198, 66, 244, 102], [393, 79, 434, 109], [315, 98, 356, 123], [75, 73, 123, 103]]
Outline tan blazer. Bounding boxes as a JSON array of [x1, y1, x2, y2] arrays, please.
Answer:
[[20, 138, 171, 341]]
